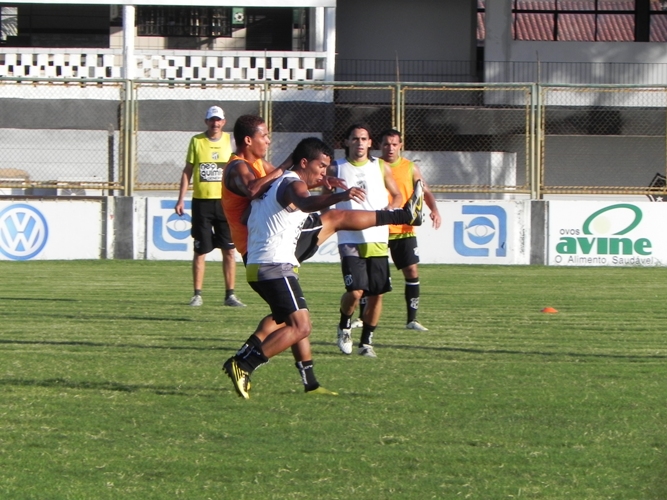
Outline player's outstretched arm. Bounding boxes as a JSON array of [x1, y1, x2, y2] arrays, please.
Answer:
[[285, 180, 365, 213]]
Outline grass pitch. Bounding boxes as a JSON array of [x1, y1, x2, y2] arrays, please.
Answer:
[[1, 260, 666, 499]]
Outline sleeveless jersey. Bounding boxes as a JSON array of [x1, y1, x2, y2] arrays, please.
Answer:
[[246, 171, 306, 272], [333, 157, 389, 257], [388, 157, 417, 238], [186, 132, 232, 199], [221, 154, 267, 256]]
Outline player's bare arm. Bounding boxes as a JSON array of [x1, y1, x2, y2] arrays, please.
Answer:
[[307, 175, 348, 191], [321, 164, 340, 195], [175, 162, 194, 215], [225, 159, 282, 200], [382, 161, 404, 209], [284, 180, 365, 213]]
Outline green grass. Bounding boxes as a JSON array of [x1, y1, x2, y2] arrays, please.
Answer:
[[1, 261, 667, 499]]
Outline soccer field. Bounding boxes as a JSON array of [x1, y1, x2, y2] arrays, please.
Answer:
[[1, 260, 666, 499]]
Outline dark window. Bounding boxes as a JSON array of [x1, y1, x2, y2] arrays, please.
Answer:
[[2, 4, 108, 47], [136, 7, 232, 38], [245, 8, 293, 51]]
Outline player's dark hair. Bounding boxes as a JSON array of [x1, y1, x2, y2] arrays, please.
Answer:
[[292, 137, 334, 167], [379, 128, 402, 143], [343, 123, 372, 158], [233, 115, 266, 148]]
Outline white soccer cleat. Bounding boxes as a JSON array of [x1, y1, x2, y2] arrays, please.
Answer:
[[350, 318, 363, 329], [406, 320, 428, 331], [357, 344, 377, 358], [337, 327, 353, 355], [404, 179, 424, 226], [224, 294, 246, 307], [189, 295, 203, 307]]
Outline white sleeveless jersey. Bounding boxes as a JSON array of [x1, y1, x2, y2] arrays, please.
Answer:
[[333, 157, 389, 245], [246, 170, 307, 266]]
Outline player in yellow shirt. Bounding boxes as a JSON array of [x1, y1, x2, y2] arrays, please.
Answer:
[[175, 105, 245, 308], [380, 128, 441, 330]]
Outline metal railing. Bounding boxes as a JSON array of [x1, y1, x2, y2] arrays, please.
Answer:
[[1, 77, 667, 200]]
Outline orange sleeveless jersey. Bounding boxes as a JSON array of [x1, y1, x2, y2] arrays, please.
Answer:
[[221, 154, 267, 255], [388, 157, 416, 236]]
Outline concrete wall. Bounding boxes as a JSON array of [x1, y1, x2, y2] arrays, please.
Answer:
[[335, 0, 477, 73]]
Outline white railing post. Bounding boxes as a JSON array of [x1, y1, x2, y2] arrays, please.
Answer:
[[123, 6, 135, 80]]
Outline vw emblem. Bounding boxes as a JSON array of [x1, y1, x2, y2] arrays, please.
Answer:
[[0, 204, 49, 260]]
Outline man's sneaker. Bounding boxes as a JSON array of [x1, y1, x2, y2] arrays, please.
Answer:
[[337, 327, 353, 355], [306, 386, 339, 396], [406, 320, 429, 331], [224, 294, 246, 307], [403, 179, 424, 226], [222, 357, 251, 399], [350, 318, 363, 329], [358, 344, 377, 358], [189, 295, 203, 307]]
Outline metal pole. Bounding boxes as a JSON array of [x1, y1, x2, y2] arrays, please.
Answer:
[[107, 123, 115, 197]]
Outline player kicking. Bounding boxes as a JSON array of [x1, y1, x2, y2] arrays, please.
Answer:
[[222, 137, 423, 398]]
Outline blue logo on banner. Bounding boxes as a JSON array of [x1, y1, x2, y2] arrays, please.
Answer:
[[453, 205, 507, 257], [0, 203, 49, 260], [153, 200, 191, 251]]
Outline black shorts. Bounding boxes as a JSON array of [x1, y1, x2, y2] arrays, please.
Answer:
[[341, 256, 392, 296], [295, 213, 323, 263], [249, 276, 308, 324], [389, 236, 420, 270], [191, 198, 234, 255]]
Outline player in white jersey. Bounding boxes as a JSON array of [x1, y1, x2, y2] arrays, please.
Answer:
[[325, 124, 404, 358], [222, 137, 423, 399]]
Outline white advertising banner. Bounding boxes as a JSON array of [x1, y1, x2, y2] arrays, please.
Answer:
[[308, 200, 531, 265], [548, 201, 667, 266], [0, 200, 102, 260], [147, 198, 206, 260], [146, 198, 531, 265]]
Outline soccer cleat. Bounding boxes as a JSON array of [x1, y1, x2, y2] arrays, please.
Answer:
[[306, 386, 339, 396], [350, 318, 363, 329], [403, 179, 424, 226], [358, 344, 377, 358], [406, 320, 428, 331], [224, 294, 246, 307], [337, 327, 353, 355], [189, 295, 203, 307], [223, 357, 251, 399]]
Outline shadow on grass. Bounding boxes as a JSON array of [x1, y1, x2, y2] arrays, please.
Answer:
[[0, 376, 226, 395], [2, 311, 199, 322], [308, 340, 667, 361], [0, 296, 77, 302], [0, 338, 238, 352]]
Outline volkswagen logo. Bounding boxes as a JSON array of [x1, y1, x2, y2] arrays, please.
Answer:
[[0, 204, 49, 260]]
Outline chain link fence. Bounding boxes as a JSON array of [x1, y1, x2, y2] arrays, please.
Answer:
[[133, 81, 264, 191], [0, 78, 125, 196], [540, 85, 667, 197], [401, 84, 533, 198], [2, 77, 667, 199]]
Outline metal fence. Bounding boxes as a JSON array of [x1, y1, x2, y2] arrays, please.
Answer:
[[1, 77, 667, 200], [540, 85, 667, 197]]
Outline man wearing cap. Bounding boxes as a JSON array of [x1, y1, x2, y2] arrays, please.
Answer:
[[175, 105, 245, 308]]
